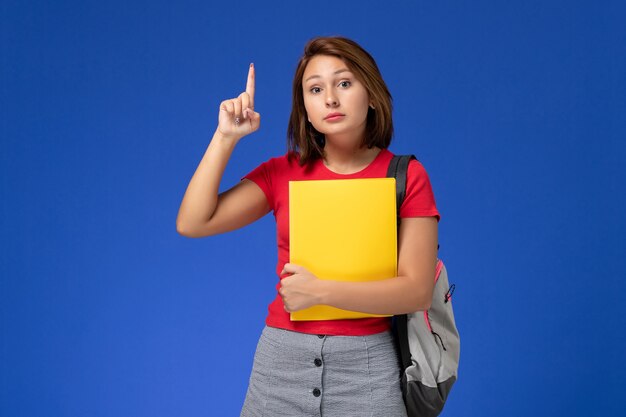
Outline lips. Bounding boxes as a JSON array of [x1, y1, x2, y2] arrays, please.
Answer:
[[324, 112, 345, 120]]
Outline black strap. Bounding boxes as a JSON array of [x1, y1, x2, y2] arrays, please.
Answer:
[[387, 154, 416, 371], [386, 155, 416, 226]]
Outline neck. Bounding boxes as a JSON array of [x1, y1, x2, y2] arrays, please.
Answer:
[[323, 142, 381, 175]]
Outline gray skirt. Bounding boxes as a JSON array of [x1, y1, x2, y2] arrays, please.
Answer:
[[240, 325, 407, 417]]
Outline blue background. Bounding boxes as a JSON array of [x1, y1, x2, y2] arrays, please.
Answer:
[[2, 0, 625, 416]]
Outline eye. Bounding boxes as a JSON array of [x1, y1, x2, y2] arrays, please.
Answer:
[[339, 80, 351, 88], [309, 86, 322, 94]]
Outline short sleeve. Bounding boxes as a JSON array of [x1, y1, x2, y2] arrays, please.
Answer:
[[242, 159, 275, 211], [399, 159, 440, 221]]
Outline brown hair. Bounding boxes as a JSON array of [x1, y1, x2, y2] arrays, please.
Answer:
[[287, 36, 394, 165]]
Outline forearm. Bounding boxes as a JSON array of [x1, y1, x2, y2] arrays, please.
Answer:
[[176, 131, 238, 233], [317, 274, 433, 315]]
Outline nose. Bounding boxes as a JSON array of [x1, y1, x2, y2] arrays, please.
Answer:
[[325, 92, 338, 107]]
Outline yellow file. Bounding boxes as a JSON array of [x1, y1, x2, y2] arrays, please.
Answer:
[[289, 178, 397, 321]]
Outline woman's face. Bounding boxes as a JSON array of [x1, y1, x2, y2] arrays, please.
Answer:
[[302, 55, 371, 143]]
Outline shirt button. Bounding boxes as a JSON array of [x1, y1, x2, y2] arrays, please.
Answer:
[[314, 358, 322, 367], [318, 335, 325, 339], [313, 388, 321, 397]]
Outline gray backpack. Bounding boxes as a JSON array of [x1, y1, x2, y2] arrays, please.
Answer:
[[387, 155, 460, 417]]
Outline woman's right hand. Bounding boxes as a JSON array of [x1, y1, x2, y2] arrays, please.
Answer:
[[217, 63, 261, 142]]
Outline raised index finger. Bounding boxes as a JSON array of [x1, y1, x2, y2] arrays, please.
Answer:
[[246, 63, 255, 109]]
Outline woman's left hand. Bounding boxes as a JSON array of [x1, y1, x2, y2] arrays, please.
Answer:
[[279, 264, 323, 312]]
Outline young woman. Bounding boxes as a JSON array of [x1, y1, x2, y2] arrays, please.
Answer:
[[177, 36, 440, 417]]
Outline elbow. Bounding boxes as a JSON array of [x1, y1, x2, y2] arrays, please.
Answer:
[[419, 286, 435, 311], [176, 212, 189, 236], [176, 220, 193, 237], [416, 297, 432, 311], [176, 219, 202, 238], [176, 211, 202, 237], [176, 218, 217, 238], [409, 289, 433, 312]]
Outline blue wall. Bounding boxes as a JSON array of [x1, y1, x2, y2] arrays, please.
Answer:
[[2, 1, 625, 416]]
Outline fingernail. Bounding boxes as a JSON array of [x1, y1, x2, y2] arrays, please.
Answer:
[[250, 63, 254, 68]]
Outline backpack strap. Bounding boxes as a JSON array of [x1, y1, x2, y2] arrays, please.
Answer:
[[386, 154, 416, 227], [387, 154, 417, 371], [387, 154, 440, 250]]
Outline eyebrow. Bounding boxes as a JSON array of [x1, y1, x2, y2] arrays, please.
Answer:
[[304, 68, 352, 83]]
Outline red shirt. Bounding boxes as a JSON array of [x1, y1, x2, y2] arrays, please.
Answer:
[[243, 149, 440, 336]]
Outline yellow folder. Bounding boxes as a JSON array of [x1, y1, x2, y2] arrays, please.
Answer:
[[289, 178, 397, 321]]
